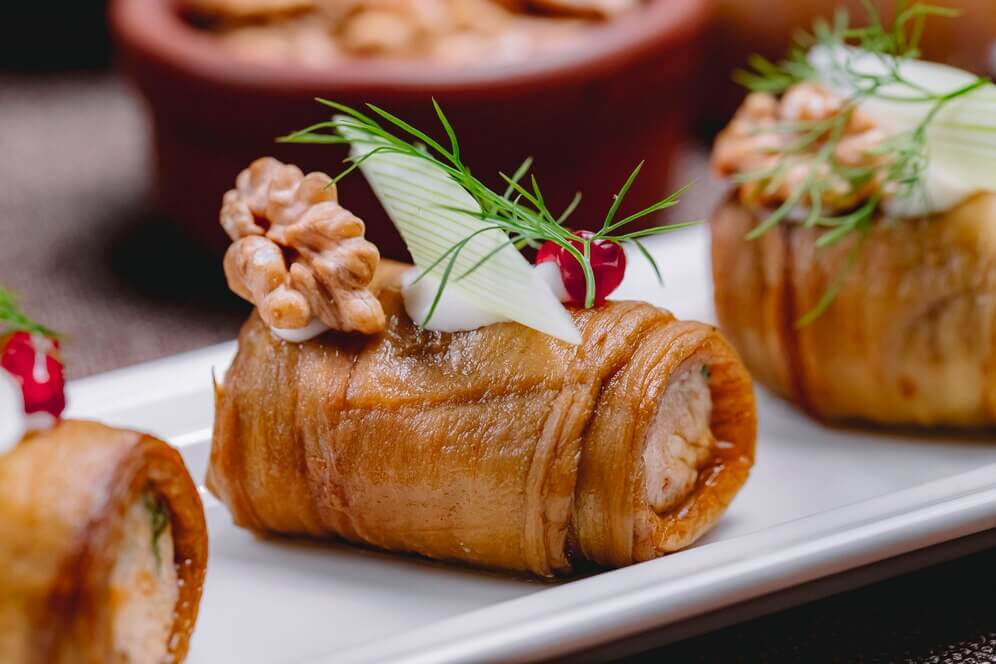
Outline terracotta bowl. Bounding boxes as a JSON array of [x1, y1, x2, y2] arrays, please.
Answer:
[[110, 0, 709, 259]]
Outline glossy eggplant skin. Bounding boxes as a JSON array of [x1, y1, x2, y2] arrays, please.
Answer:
[[711, 192, 996, 427], [209, 262, 756, 576]]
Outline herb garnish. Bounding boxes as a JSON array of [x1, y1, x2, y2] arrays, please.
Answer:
[[280, 100, 698, 319], [733, 1, 994, 324], [143, 493, 170, 572], [0, 288, 56, 338]]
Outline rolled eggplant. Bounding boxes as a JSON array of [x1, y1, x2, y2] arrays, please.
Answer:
[[0, 420, 208, 664], [209, 262, 756, 576], [711, 192, 996, 427]]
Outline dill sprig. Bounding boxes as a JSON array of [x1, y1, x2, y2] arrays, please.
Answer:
[[0, 287, 56, 338], [733, 1, 991, 324], [143, 492, 170, 572], [280, 99, 698, 313]]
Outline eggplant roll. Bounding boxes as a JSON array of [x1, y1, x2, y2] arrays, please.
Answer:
[[711, 192, 996, 427], [208, 262, 756, 576], [0, 421, 208, 664]]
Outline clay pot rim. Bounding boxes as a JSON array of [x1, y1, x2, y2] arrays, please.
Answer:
[[109, 0, 709, 96]]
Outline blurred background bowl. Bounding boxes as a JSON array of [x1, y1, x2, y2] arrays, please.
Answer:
[[110, 0, 710, 259]]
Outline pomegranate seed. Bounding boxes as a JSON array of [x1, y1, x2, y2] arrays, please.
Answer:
[[1, 331, 66, 418], [535, 231, 626, 306]]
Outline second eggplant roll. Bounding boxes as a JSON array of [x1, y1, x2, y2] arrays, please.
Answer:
[[209, 262, 756, 576], [0, 420, 208, 664], [711, 193, 996, 427]]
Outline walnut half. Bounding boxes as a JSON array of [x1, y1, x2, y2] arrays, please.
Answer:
[[712, 84, 886, 213], [220, 157, 386, 335]]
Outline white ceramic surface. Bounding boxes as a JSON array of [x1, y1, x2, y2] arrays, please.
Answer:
[[65, 227, 996, 663]]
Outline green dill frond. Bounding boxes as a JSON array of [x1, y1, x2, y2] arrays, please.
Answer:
[[143, 493, 171, 572], [282, 99, 697, 312], [0, 288, 56, 338]]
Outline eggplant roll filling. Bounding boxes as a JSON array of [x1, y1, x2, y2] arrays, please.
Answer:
[[110, 495, 179, 664], [643, 362, 716, 516], [0, 420, 207, 664], [209, 262, 756, 576]]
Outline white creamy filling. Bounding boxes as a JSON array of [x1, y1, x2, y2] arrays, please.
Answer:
[[0, 369, 25, 453], [642, 364, 716, 514], [883, 165, 978, 218], [401, 269, 511, 332], [402, 263, 569, 333], [271, 318, 329, 343], [267, 262, 569, 340], [110, 495, 179, 664], [784, 169, 977, 221]]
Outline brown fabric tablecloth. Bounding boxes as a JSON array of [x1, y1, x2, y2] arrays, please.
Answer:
[[0, 72, 248, 379], [2, 72, 995, 664]]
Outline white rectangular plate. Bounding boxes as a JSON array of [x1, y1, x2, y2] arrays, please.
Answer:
[[65, 227, 996, 663]]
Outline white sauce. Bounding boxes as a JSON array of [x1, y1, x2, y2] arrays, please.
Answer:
[[401, 269, 510, 332], [24, 412, 55, 431], [884, 166, 978, 218], [782, 166, 977, 221], [267, 262, 571, 341], [0, 369, 25, 453], [271, 318, 329, 343], [402, 263, 569, 333]]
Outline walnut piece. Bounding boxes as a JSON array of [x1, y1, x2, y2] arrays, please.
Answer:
[[221, 157, 385, 335], [218, 16, 343, 68], [339, 9, 420, 55], [712, 83, 886, 213], [193, 0, 637, 67]]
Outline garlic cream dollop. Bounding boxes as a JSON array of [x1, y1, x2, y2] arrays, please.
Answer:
[[0, 369, 26, 452], [403, 262, 569, 333], [271, 319, 329, 343], [884, 166, 980, 219], [270, 262, 570, 340]]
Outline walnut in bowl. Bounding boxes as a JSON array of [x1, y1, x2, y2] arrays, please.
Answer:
[[110, 0, 708, 258], [182, 0, 643, 69]]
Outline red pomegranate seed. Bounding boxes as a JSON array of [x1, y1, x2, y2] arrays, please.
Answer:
[[1, 331, 66, 418], [535, 231, 626, 306]]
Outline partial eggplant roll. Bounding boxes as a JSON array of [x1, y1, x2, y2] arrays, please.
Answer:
[[0, 421, 208, 664], [208, 262, 756, 576], [711, 193, 996, 427]]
